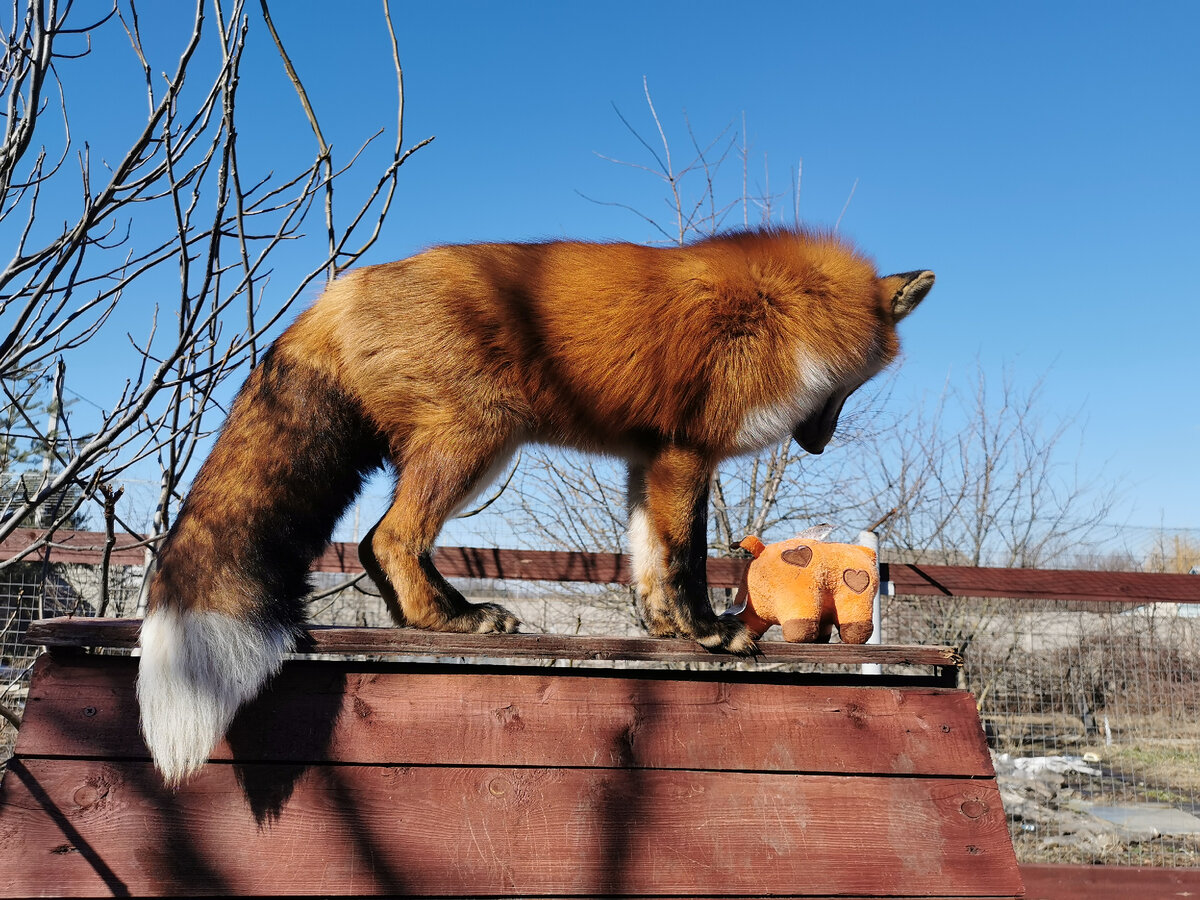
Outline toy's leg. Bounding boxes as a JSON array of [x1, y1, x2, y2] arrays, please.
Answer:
[[361, 426, 520, 633], [775, 544, 824, 643], [838, 619, 874, 644], [834, 565, 877, 644], [781, 617, 823, 643], [627, 446, 754, 654]]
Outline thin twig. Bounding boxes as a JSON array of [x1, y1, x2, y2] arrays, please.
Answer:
[[0, 702, 22, 729], [834, 177, 858, 232]]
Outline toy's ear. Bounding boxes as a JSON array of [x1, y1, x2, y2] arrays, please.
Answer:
[[738, 535, 766, 559], [880, 270, 935, 321]]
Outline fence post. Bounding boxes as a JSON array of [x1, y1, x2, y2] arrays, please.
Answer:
[[859, 529, 882, 676]]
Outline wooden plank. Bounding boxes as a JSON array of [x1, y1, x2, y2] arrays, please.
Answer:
[[0, 758, 1021, 898], [316, 543, 748, 587], [3, 528, 1194, 605], [884, 562, 1200, 605], [1019, 863, 1200, 899], [16, 654, 993, 776], [318, 544, 1200, 605], [0, 528, 146, 567], [24, 617, 963, 668]]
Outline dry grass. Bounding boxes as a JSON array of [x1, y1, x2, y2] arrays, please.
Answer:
[[1013, 830, 1200, 867], [0, 721, 14, 776]]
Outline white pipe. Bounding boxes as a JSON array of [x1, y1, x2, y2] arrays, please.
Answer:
[[858, 529, 882, 676]]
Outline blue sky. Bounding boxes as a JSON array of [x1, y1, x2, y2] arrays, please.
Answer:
[[20, 2, 1200, 543]]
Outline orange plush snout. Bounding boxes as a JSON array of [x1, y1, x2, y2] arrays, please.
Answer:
[[727, 534, 878, 644]]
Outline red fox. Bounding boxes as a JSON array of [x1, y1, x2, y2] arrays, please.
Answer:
[[137, 228, 933, 783]]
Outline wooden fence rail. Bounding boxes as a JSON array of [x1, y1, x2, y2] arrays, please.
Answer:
[[4, 528, 1198, 604]]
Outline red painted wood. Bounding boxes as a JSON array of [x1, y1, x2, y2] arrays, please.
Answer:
[[1019, 863, 1200, 899], [16, 655, 992, 776], [884, 562, 1200, 605], [0, 528, 146, 566], [24, 617, 963, 668], [4, 529, 1194, 605], [326, 545, 1200, 604], [0, 758, 1020, 898]]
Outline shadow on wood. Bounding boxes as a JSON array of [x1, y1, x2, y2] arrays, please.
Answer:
[[226, 669, 345, 826]]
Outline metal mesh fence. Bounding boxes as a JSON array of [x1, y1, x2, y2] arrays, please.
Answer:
[[884, 592, 1200, 868], [2, 559, 1198, 868], [0, 560, 143, 765]]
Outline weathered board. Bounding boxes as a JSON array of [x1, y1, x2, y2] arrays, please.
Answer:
[[16, 655, 988, 773], [7, 529, 1196, 604], [0, 651, 1022, 898], [1, 759, 1016, 898], [1019, 863, 1200, 899], [25, 617, 963, 671]]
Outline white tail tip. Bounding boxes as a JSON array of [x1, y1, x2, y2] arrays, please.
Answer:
[[137, 608, 293, 786]]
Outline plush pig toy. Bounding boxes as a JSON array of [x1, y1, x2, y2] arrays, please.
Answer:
[[723, 527, 878, 644]]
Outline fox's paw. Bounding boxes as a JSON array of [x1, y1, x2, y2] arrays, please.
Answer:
[[455, 601, 520, 635], [637, 596, 678, 639], [692, 616, 757, 656]]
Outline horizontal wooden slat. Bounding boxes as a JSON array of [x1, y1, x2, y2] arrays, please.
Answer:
[[316, 543, 749, 588], [329, 546, 1200, 604], [5, 528, 1195, 605], [25, 617, 962, 668], [0, 758, 1020, 897], [16, 654, 992, 776], [0, 528, 147, 566], [1019, 863, 1200, 899], [884, 562, 1200, 604], [339, 544, 645, 583]]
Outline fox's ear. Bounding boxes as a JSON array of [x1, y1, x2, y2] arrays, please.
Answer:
[[880, 270, 935, 321]]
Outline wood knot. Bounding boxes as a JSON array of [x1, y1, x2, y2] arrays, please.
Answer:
[[960, 799, 988, 819], [494, 704, 525, 732], [352, 696, 373, 720], [73, 786, 103, 809]]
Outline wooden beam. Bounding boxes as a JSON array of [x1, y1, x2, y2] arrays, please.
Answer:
[[25, 616, 962, 668], [883, 562, 1200, 605], [17, 654, 989, 775], [1019, 863, 1200, 899], [0, 527, 147, 566], [0, 758, 1020, 897], [4, 529, 1196, 606]]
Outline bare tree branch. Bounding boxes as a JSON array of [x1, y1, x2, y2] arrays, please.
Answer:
[[0, 1, 429, 571]]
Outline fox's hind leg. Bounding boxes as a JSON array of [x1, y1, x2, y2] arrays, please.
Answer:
[[628, 447, 755, 655], [358, 523, 408, 626], [362, 425, 520, 634]]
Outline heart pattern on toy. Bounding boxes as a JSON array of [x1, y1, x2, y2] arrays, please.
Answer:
[[843, 569, 871, 593], [781, 546, 813, 568]]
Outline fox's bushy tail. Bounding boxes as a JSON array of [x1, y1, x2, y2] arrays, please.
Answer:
[[137, 345, 384, 784]]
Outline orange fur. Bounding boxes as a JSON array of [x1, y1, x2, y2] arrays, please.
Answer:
[[730, 535, 879, 644]]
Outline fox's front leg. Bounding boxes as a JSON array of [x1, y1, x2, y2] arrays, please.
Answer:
[[627, 448, 755, 654]]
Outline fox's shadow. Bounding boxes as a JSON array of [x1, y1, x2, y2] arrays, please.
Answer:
[[225, 662, 345, 826]]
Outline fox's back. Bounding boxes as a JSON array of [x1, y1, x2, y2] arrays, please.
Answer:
[[282, 232, 888, 452]]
